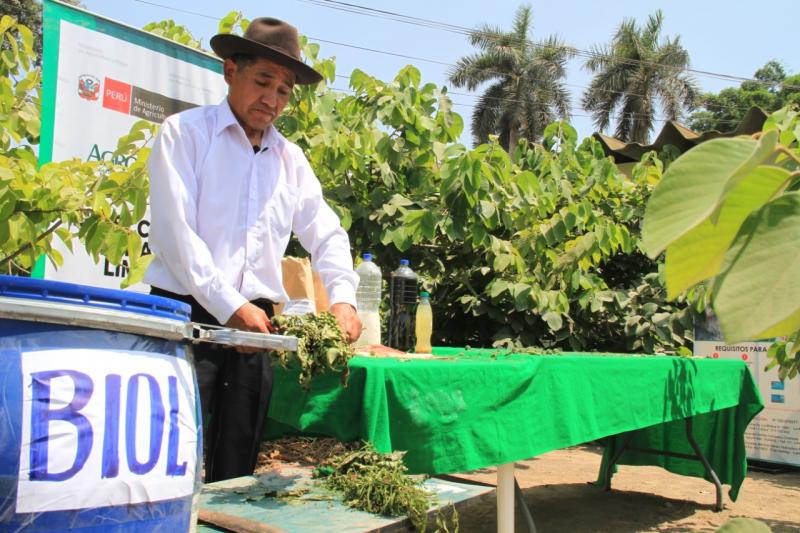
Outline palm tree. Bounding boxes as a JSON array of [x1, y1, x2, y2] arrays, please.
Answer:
[[449, 5, 573, 151], [582, 10, 699, 144]]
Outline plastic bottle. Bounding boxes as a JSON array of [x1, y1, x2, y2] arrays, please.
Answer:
[[414, 291, 433, 353], [354, 253, 382, 346], [388, 259, 418, 351]]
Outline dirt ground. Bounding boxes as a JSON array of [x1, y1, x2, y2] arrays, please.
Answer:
[[257, 439, 799, 532], [451, 445, 800, 533]]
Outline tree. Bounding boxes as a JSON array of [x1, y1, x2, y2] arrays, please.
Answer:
[[582, 10, 698, 144], [3, 1, 41, 58], [0, 14, 154, 280], [283, 53, 695, 353], [0, 10, 246, 280], [448, 4, 573, 152], [688, 60, 800, 132], [3, 12, 695, 355], [2, 0, 82, 63]]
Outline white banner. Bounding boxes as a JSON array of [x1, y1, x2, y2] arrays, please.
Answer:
[[42, 6, 227, 291], [695, 312, 800, 466], [17, 349, 198, 512]]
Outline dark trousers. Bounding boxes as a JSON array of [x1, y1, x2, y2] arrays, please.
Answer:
[[151, 287, 274, 483]]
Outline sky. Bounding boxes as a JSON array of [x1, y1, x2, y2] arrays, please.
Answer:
[[78, 0, 800, 145]]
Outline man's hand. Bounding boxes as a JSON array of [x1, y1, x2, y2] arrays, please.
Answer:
[[224, 302, 275, 353], [330, 303, 362, 344]]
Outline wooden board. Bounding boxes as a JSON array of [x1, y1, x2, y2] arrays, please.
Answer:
[[197, 464, 493, 532]]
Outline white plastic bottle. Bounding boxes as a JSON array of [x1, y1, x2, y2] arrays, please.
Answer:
[[355, 253, 382, 346], [414, 291, 433, 353]]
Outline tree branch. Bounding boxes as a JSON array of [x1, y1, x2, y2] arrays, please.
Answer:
[[462, 275, 481, 299], [776, 146, 800, 166], [23, 207, 92, 216], [8, 259, 30, 275], [0, 219, 63, 269]]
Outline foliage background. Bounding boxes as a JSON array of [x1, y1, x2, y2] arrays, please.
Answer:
[[0, 15, 154, 285], [1, 11, 697, 355], [689, 61, 800, 133], [282, 56, 696, 352]]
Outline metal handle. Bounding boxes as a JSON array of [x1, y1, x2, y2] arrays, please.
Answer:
[[0, 296, 299, 352], [192, 324, 299, 352]]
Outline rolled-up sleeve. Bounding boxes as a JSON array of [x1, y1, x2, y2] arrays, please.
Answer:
[[291, 155, 358, 309], [147, 118, 247, 323]]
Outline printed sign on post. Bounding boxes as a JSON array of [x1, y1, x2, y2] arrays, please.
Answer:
[[17, 349, 198, 512], [40, 7, 227, 291], [695, 311, 800, 466]]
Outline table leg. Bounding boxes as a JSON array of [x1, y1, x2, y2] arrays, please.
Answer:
[[497, 462, 515, 533], [684, 418, 724, 511]]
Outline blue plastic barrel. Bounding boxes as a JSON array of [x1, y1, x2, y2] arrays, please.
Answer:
[[0, 275, 201, 532]]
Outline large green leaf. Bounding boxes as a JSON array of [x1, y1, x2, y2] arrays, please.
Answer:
[[402, 209, 436, 240], [121, 254, 154, 289], [664, 165, 791, 299], [642, 131, 777, 257], [542, 311, 563, 331], [712, 192, 800, 343], [714, 518, 772, 533], [718, 131, 778, 203]]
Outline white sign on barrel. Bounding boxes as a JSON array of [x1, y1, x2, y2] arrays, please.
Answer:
[[17, 349, 198, 512]]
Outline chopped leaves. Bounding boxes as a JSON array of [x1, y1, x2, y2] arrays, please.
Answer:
[[312, 442, 460, 532], [271, 312, 356, 389]]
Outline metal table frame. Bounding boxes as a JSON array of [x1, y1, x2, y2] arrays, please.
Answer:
[[603, 416, 724, 511], [495, 415, 725, 533]]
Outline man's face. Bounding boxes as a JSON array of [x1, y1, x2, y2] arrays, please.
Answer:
[[224, 57, 295, 137]]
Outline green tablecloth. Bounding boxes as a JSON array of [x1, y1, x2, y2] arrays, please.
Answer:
[[266, 349, 763, 500]]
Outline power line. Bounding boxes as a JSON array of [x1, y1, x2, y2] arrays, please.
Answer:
[[132, 0, 218, 20], [128, 0, 776, 114], [127, 0, 778, 122], [317, 40, 758, 121], [296, 0, 474, 35], [292, 6, 780, 119], [312, 37, 450, 66], [299, 0, 799, 91]]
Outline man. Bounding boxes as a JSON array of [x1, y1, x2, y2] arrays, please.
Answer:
[[145, 17, 362, 482]]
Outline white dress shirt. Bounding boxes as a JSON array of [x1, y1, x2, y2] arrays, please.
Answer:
[[144, 99, 358, 324]]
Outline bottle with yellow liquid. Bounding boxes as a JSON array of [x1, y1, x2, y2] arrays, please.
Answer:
[[414, 291, 433, 353]]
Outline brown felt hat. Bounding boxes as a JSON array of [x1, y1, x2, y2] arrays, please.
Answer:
[[210, 17, 322, 85]]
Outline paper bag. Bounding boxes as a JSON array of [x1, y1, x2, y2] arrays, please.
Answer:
[[276, 256, 331, 315]]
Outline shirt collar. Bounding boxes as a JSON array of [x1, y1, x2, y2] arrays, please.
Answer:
[[215, 98, 279, 151], [214, 98, 239, 136]]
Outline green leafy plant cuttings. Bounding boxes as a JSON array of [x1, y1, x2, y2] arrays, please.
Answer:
[[271, 312, 355, 388], [313, 442, 459, 532]]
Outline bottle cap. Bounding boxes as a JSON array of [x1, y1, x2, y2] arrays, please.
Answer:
[[399, 259, 409, 266], [420, 291, 429, 298], [362, 253, 372, 261]]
